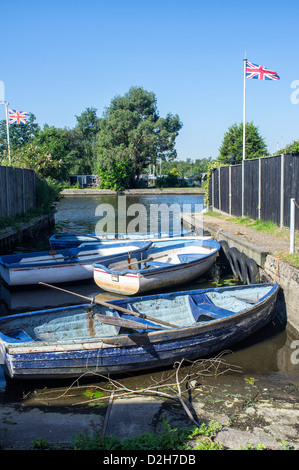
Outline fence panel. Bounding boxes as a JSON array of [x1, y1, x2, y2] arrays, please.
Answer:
[[230, 164, 242, 217], [244, 158, 259, 220], [213, 169, 219, 210], [209, 154, 299, 229], [219, 166, 229, 214], [0, 166, 37, 219], [260, 156, 281, 226]]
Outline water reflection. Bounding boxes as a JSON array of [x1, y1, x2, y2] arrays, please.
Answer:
[[54, 194, 204, 234]]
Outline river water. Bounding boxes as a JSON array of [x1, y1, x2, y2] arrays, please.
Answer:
[[0, 194, 298, 403]]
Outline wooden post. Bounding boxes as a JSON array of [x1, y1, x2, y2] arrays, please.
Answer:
[[258, 157, 261, 220], [229, 165, 232, 215], [290, 198, 295, 254], [218, 167, 221, 212], [280, 154, 285, 228]]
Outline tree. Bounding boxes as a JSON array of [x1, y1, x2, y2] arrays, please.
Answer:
[[31, 125, 74, 179], [97, 87, 182, 190], [0, 113, 40, 156], [71, 107, 101, 174], [218, 122, 268, 163]]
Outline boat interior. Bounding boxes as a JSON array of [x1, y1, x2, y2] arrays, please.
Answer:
[[0, 284, 274, 345]]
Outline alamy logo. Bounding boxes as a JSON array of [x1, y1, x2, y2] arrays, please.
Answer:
[[290, 80, 299, 104], [94, 196, 203, 236], [290, 340, 299, 365]]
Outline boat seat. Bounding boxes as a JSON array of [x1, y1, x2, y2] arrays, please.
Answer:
[[195, 302, 234, 319], [144, 261, 173, 268], [188, 295, 233, 322], [177, 254, 203, 263]]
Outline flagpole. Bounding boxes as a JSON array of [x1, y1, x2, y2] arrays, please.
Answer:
[[242, 55, 247, 218], [4, 102, 11, 162], [243, 55, 247, 161]]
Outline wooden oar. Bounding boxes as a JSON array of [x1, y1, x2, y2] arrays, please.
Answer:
[[115, 251, 172, 270], [38, 282, 178, 328], [94, 313, 162, 330]]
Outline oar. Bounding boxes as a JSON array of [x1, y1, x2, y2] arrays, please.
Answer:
[[114, 251, 172, 270], [38, 282, 178, 328], [93, 313, 162, 330]]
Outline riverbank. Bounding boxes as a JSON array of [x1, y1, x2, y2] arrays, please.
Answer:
[[1, 368, 298, 450], [61, 187, 205, 195]]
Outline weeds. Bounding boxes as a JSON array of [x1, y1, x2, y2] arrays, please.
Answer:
[[72, 418, 223, 451]]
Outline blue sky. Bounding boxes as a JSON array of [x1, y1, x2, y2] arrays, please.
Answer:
[[0, 0, 298, 160]]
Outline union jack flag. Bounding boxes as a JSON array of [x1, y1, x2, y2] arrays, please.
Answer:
[[8, 109, 29, 124], [246, 61, 280, 80]]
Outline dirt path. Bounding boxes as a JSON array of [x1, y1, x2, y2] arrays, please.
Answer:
[[203, 213, 293, 257]]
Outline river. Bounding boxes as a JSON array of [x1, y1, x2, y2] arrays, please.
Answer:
[[0, 194, 298, 404]]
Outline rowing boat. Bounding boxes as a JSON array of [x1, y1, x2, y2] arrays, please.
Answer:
[[93, 239, 220, 295], [0, 241, 152, 287], [49, 230, 195, 249], [0, 282, 279, 379]]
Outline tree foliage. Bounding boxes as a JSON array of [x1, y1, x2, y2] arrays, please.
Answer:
[[218, 122, 268, 162], [275, 139, 299, 155], [160, 157, 212, 177], [97, 87, 182, 190], [71, 107, 100, 174]]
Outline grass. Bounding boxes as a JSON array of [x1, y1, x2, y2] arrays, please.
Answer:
[[204, 211, 299, 267], [224, 215, 278, 234], [279, 252, 299, 268], [205, 211, 299, 243], [72, 419, 224, 451]]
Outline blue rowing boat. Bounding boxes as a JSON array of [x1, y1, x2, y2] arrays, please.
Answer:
[[49, 230, 195, 249], [0, 241, 152, 286], [0, 283, 279, 380]]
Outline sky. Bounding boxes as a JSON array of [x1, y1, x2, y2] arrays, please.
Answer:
[[0, 0, 298, 160]]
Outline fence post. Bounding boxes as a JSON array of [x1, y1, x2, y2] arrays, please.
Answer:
[[5, 166, 9, 217], [290, 198, 295, 254], [258, 157, 261, 220], [280, 154, 285, 228], [229, 165, 232, 215], [218, 167, 221, 212], [211, 171, 214, 211]]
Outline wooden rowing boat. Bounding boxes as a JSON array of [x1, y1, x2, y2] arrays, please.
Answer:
[[93, 239, 220, 295], [49, 230, 195, 249], [0, 282, 279, 380], [0, 241, 152, 287]]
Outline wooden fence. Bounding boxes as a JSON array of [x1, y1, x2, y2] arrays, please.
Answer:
[[0, 166, 38, 219], [209, 154, 299, 230]]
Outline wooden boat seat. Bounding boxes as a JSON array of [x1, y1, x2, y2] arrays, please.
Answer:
[[145, 261, 173, 268], [177, 254, 204, 263], [195, 302, 235, 319], [189, 295, 234, 322]]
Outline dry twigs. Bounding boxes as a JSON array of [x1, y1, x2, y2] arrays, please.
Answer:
[[33, 352, 242, 427]]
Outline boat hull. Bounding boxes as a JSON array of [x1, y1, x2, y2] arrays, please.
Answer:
[[0, 283, 279, 380]]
